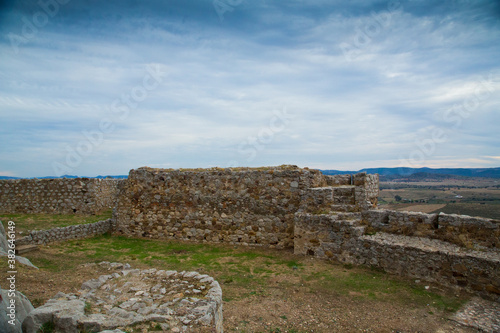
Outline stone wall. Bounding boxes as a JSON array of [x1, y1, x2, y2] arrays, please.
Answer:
[[294, 211, 500, 302], [15, 219, 114, 246], [362, 209, 500, 251], [299, 173, 379, 214], [355, 173, 379, 208], [3, 167, 499, 302], [0, 178, 121, 215], [114, 166, 328, 248]]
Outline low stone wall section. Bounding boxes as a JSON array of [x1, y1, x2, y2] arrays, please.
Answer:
[[294, 212, 500, 302], [0, 178, 122, 215], [362, 209, 500, 251], [15, 219, 114, 246], [22, 262, 223, 333], [348, 233, 500, 302], [294, 213, 364, 258], [325, 174, 351, 186]]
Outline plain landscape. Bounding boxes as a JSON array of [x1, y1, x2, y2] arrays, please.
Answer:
[[324, 168, 500, 220], [378, 175, 500, 220]]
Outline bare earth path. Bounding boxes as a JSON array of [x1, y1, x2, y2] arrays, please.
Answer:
[[385, 204, 447, 214]]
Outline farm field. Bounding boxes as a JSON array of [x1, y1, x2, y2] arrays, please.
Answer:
[[379, 177, 500, 219]]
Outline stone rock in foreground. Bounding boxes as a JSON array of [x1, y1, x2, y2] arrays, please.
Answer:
[[0, 220, 38, 269], [22, 262, 223, 333], [0, 285, 35, 333], [451, 297, 500, 333]]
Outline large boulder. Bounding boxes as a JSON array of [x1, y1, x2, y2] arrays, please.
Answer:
[[0, 221, 11, 253], [0, 221, 38, 269], [22, 296, 85, 333], [0, 285, 35, 333]]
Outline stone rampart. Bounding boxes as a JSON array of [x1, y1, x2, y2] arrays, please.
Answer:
[[114, 166, 327, 248], [0, 178, 121, 215], [3, 166, 499, 302]]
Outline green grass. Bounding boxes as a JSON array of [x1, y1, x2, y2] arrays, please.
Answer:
[[38, 321, 55, 333], [33, 257, 63, 272], [431, 202, 500, 219], [0, 209, 113, 234], [84, 302, 92, 315], [3, 211, 467, 316], [304, 268, 463, 312], [35, 234, 467, 312]]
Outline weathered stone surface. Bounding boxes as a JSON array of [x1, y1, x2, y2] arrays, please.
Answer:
[[0, 286, 34, 333], [23, 262, 223, 333], [81, 278, 104, 290], [114, 166, 327, 249], [0, 178, 121, 215], [361, 209, 500, 250], [452, 297, 500, 333], [0, 221, 38, 269], [15, 219, 114, 247], [22, 299, 85, 333], [0, 221, 10, 252], [325, 174, 351, 186], [296, 211, 500, 302]]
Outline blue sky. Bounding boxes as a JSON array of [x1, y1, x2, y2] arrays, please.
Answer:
[[1, 0, 499, 177]]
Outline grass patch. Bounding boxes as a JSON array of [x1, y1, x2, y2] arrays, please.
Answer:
[[5, 206, 467, 323], [0, 209, 112, 234], [38, 321, 55, 333], [41, 234, 467, 312], [303, 268, 464, 311], [32, 257, 63, 272], [84, 302, 92, 315], [409, 284, 464, 312], [431, 202, 500, 220]]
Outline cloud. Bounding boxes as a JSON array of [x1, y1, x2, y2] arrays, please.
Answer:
[[0, 0, 499, 177]]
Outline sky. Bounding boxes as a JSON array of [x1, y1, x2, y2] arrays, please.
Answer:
[[0, 0, 499, 177]]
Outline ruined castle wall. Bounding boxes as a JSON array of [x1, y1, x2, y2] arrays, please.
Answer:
[[3, 167, 499, 301], [294, 213, 500, 302], [348, 234, 500, 302], [325, 174, 351, 186], [0, 178, 122, 215], [114, 166, 327, 248], [362, 209, 500, 250], [299, 173, 379, 215], [354, 173, 379, 208]]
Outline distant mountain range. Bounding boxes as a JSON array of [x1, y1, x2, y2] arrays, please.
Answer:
[[2, 167, 499, 180], [321, 167, 500, 179]]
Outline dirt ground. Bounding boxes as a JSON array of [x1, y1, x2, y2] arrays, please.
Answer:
[[383, 204, 447, 214], [1, 246, 481, 333]]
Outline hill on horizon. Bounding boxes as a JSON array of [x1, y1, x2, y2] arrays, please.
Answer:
[[2, 167, 500, 180], [321, 167, 500, 179]]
